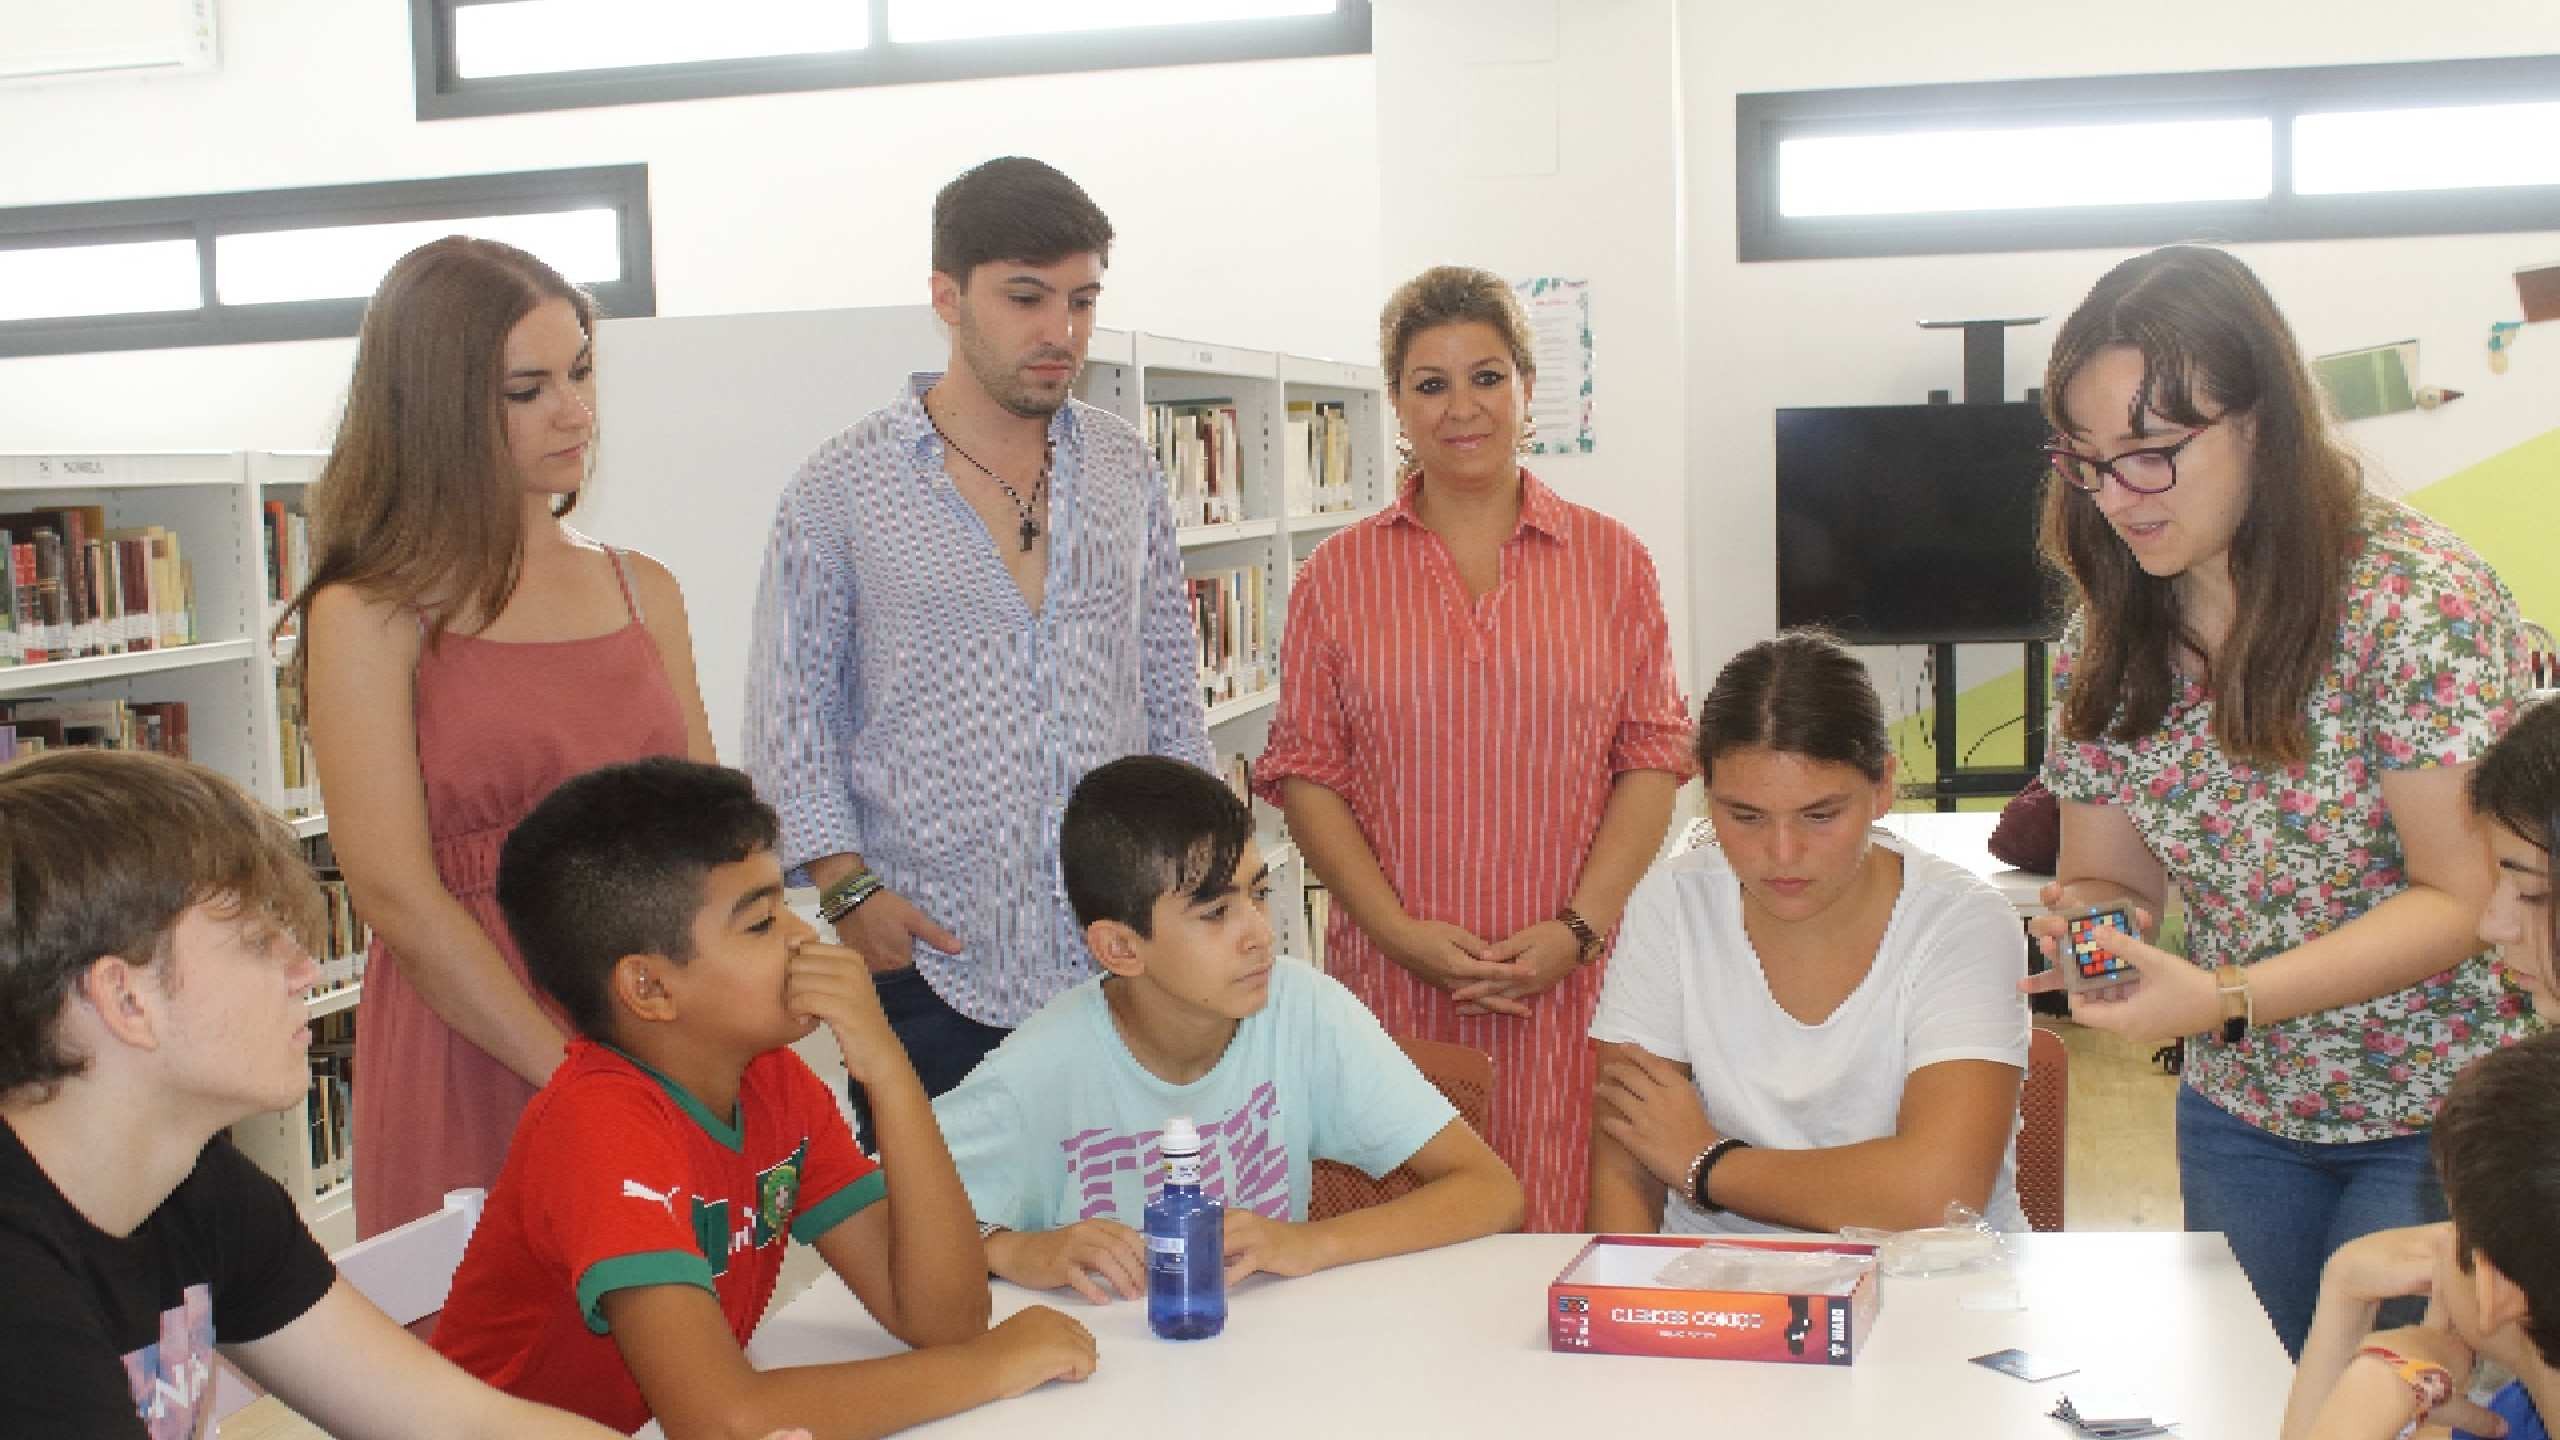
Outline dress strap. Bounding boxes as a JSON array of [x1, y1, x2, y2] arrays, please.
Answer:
[[605, 547, 645, 623]]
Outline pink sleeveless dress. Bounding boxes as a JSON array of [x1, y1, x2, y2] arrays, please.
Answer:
[[351, 550, 690, 1237]]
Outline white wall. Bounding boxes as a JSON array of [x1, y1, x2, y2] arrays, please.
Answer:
[[1682, 0, 2560, 693], [0, 0, 1381, 449], [1370, 0, 1694, 685]]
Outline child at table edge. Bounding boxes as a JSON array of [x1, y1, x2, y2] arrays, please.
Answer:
[[2285, 701, 2560, 1440], [429, 757, 1095, 1439], [934, 754, 1524, 1303], [0, 748, 752, 1440]]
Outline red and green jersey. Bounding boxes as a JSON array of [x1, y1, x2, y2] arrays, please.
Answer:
[[432, 1040, 882, 1432]]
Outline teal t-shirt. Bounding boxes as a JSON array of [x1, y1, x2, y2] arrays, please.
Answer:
[[933, 961, 1458, 1229]]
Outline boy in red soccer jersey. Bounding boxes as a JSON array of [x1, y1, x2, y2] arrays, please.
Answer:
[[432, 758, 1093, 1439]]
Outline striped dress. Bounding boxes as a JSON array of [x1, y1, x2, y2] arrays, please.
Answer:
[[1255, 472, 1695, 1230]]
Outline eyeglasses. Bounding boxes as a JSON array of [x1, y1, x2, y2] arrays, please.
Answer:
[[2043, 424, 2213, 496]]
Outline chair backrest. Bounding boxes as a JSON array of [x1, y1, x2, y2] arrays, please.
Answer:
[[1308, 1037, 1494, 1221], [210, 1188, 488, 1429], [336, 1186, 486, 1329], [2016, 1027, 2068, 1232]]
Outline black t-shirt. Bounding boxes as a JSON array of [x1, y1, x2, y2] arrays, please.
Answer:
[[0, 1118, 336, 1439]]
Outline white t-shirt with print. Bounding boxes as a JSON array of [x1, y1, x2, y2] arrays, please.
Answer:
[[1589, 833, 2031, 1235]]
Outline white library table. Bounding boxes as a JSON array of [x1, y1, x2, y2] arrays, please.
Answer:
[[1877, 808, 2053, 919], [633, 1231, 2286, 1439]]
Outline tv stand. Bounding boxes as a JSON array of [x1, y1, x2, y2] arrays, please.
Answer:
[[1916, 316, 2049, 813]]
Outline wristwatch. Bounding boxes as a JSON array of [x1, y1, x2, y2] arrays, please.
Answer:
[[2214, 964, 2253, 1044], [1556, 905, 1606, 965]]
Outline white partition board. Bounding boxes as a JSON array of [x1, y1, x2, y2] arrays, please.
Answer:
[[582, 305, 948, 762]]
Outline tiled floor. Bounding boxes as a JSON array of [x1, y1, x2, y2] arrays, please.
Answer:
[[2054, 1020, 2184, 1232]]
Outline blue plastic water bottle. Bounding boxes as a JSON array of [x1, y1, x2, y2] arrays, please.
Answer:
[[1145, 1115, 1226, 1340]]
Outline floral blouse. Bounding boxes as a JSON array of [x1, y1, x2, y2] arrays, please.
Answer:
[[2043, 499, 2537, 1143]]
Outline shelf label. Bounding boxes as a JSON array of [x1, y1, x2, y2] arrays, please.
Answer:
[[17, 455, 118, 488]]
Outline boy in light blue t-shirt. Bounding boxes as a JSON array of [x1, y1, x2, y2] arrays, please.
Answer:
[[933, 756, 1523, 1305]]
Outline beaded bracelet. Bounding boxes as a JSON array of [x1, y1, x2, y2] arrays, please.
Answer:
[[2356, 1344, 2454, 1430], [1684, 1137, 1751, 1213]]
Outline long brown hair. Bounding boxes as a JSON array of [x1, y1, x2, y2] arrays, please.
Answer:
[[277, 236, 594, 665], [2040, 245, 2364, 766]]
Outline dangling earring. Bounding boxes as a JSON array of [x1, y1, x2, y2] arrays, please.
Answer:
[[1516, 412, 1539, 460], [1394, 430, 1419, 480]]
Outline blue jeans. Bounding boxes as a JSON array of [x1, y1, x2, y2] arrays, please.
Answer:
[[847, 964, 1010, 1152], [2177, 1085, 2446, 1360]]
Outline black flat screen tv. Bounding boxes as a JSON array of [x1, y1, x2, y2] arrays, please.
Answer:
[[1774, 403, 2063, 645]]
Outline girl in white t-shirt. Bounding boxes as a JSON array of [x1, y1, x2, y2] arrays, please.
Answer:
[[1586, 631, 2032, 1235]]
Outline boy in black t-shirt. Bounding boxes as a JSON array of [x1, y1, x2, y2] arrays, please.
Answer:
[[0, 750, 797, 1440]]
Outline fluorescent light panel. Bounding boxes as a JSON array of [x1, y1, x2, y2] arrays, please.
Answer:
[[2295, 101, 2560, 195], [0, 238, 200, 322], [215, 210, 622, 306], [454, 0, 866, 79], [888, 0, 1334, 44], [1779, 118, 2273, 218]]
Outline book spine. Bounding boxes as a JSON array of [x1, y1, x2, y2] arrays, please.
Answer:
[[120, 538, 151, 653], [11, 543, 41, 665]]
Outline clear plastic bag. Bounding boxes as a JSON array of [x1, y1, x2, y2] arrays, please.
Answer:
[[1652, 1241, 1876, 1296], [1840, 1201, 2012, 1279]]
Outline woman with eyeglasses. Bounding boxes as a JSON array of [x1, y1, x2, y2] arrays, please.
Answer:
[[2023, 245, 2533, 1358]]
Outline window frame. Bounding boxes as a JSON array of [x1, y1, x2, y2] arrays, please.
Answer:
[[0, 165, 654, 358], [1737, 54, 2560, 263], [409, 0, 1374, 121]]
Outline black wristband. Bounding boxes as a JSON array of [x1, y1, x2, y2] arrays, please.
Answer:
[[1690, 1137, 1752, 1213]]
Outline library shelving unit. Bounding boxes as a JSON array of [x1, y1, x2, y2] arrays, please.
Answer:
[[1076, 333, 1391, 963], [0, 449, 363, 1250]]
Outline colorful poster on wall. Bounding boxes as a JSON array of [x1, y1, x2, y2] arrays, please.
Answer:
[[1512, 276, 1595, 455]]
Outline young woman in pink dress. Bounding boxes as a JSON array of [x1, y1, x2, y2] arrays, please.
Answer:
[[281, 237, 716, 1236]]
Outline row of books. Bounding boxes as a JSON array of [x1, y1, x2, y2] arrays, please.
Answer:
[[0, 507, 195, 665], [263, 498, 311, 638], [305, 1010, 355, 1199], [276, 668, 317, 815], [0, 697, 189, 765], [1221, 751, 1254, 809], [314, 875, 370, 969], [1192, 565, 1272, 706], [1146, 400, 1245, 527], [1285, 400, 1360, 514]]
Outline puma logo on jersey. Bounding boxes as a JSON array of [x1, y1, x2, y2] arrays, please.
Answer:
[[621, 1179, 682, 1215]]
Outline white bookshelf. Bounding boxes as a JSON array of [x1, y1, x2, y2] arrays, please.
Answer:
[[1108, 336, 1391, 966], [0, 449, 359, 1247]]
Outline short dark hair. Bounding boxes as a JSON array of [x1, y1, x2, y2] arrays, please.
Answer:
[[1696, 629, 1891, 783], [2434, 1030, 2560, 1365], [1060, 756, 1251, 938], [497, 758, 779, 1040], [931, 156, 1114, 284], [0, 750, 321, 1101]]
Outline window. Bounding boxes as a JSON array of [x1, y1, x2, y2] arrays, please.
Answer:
[[411, 0, 1370, 120], [0, 166, 652, 358], [1738, 56, 2560, 262]]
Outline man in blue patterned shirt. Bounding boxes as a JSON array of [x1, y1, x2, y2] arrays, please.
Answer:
[[743, 157, 1214, 1128]]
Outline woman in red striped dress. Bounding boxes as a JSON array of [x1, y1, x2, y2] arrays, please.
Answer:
[[1255, 266, 1695, 1231]]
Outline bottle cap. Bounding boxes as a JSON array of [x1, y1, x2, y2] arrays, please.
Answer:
[[1162, 1115, 1202, 1156]]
